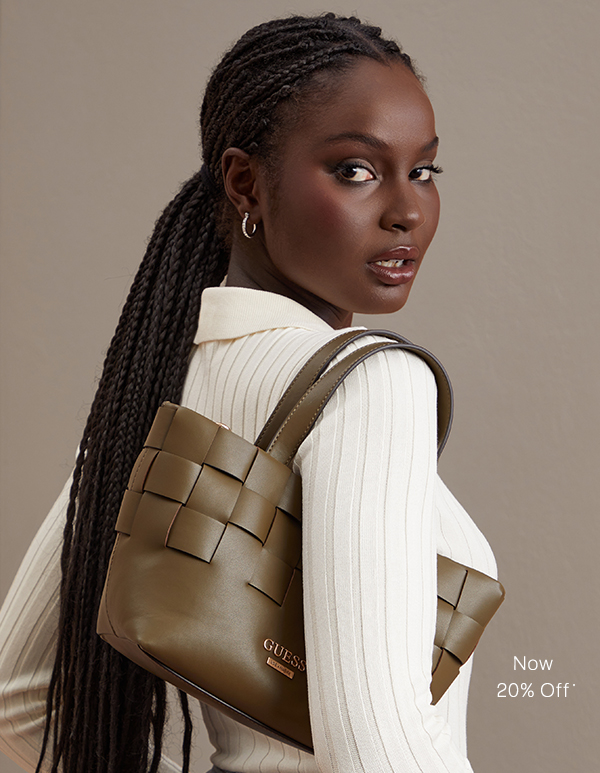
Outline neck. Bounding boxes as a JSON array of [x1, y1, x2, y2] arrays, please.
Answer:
[[226, 239, 354, 329]]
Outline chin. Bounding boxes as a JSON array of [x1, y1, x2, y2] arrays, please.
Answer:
[[354, 287, 413, 316]]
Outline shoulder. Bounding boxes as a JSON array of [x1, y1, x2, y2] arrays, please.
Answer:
[[325, 330, 438, 393], [295, 331, 440, 473], [308, 329, 439, 433]]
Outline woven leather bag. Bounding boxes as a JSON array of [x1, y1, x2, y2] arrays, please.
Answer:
[[97, 330, 504, 752]]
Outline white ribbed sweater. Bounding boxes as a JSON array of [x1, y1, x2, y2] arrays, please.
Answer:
[[0, 287, 497, 773]]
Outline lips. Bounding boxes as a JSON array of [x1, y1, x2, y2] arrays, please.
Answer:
[[369, 246, 420, 265], [366, 246, 420, 285]]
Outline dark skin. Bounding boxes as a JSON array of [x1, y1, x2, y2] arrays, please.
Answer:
[[222, 58, 441, 329]]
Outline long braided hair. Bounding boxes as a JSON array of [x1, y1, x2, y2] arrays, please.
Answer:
[[38, 13, 419, 773]]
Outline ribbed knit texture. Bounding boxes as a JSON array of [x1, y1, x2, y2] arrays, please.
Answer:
[[0, 288, 496, 772]]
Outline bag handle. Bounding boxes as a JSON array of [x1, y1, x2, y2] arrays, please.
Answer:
[[266, 337, 454, 467], [255, 329, 413, 450]]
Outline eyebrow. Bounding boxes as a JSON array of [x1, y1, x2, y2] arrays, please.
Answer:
[[324, 132, 388, 150], [324, 132, 440, 154], [422, 136, 440, 153]]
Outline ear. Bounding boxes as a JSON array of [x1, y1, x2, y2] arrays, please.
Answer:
[[221, 148, 263, 225]]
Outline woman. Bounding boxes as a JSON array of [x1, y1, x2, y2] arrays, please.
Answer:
[[0, 13, 497, 773]]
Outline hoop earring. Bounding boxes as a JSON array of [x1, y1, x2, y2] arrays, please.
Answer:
[[242, 212, 257, 239]]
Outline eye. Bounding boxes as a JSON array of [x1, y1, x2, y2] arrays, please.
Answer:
[[410, 164, 443, 182], [334, 162, 376, 183]]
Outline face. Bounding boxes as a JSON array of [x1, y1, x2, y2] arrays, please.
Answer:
[[232, 58, 441, 328]]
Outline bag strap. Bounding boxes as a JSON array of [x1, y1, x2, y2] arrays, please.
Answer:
[[265, 336, 454, 467], [255, 329, 412, 450]]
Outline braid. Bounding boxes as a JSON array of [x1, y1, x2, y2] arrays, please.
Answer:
[[200, 13, 418, 182], [40, 12, 416, 772], [37, 173, 228, 773]]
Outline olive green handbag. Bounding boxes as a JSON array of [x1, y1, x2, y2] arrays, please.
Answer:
[[97, 329, 504, 752]]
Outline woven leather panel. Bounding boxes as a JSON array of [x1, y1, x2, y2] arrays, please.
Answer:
[[431, 555, 505, 703], [115, 404, 302, 606]]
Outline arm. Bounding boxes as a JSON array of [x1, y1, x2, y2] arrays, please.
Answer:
[[0, 477, 67, 772], [0, 477, 183, 773], [297, 347, 474, 773]]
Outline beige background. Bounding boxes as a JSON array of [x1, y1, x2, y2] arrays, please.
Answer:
[[1, 1, 598, 771]]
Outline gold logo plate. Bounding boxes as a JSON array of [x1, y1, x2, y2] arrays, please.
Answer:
[[266, 657, 294, 680]]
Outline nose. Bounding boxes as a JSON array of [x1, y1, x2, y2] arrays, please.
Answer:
[[380, 180, 426, 232]]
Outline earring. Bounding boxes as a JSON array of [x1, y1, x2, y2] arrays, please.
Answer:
[[242, 212, 257, 239]]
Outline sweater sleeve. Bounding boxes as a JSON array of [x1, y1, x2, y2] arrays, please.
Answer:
[[297, 348, 474, 773], [0, 477, 182, 773]]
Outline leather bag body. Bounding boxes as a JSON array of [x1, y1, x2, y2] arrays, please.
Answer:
[[97, 329, 504, 752]]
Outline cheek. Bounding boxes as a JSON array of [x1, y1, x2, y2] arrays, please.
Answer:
[[288, 182, 338, 228], [308, 191, 350, 230], [427, 188, 441, 237], [267, 183, 361, 292], [288, 184, 364, 250]]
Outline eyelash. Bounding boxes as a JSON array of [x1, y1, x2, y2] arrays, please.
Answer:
[[333, 162, 443, 184], [411, 165, 444, 182], [333, 162, 375, 184]]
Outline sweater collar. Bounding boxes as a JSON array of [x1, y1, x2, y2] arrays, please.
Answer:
[[193, 287, 337, 344]]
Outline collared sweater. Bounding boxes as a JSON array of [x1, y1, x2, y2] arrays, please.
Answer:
[[0, 287, 497, 773]]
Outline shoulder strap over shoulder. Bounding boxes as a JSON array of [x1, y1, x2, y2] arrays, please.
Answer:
[[261, 332, 454, 467], [256, 329, 416, 450]]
